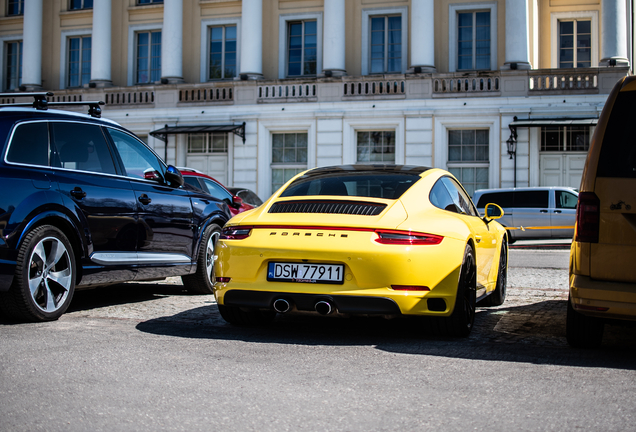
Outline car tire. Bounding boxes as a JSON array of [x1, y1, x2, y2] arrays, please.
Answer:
[[217, 304, 276, 326], [566, 294, 604, 348], [437, 244, 476, 337], [478, 240, 507, 307], [0, 225, 75, 322], [181, 223, 221, 294]]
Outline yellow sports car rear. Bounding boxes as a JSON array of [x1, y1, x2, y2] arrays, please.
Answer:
[[214, 165, 507, 337]]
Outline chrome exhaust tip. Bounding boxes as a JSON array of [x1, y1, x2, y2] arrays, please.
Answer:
[[315, 300, 333, 315], [273, 298, 291, 314]]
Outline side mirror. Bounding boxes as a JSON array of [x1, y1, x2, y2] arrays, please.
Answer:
[[231, 195, 243, 209], [165, 165, 184, 187], [484, 203, 504, 220]]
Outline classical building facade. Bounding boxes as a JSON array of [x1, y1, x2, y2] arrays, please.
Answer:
[[0, 0, 632, 199]]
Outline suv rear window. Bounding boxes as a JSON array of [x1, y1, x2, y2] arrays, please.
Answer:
[[280, 172, 420, 199], [6, 122, 50, 166], [597, 91, 636, 178]]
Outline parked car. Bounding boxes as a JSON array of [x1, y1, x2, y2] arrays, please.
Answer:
[[213, 165, 508, 337], [0, 93, 232, 322], [179, 168, 254, 216], [227, 187, 263, 207], [472, 187, 578, 242], [567, 76, 636, 348]]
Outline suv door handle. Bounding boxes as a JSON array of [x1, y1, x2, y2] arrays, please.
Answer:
[[554, 210, 562, 213], [138, 194, 152, 205], [70, 187, 86, 199], [540, 209, 548, 213]]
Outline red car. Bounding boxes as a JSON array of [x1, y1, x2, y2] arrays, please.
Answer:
[[179, 168, 254, 216]]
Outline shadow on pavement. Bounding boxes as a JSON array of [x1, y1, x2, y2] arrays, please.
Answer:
[[135, 299, 636, 371], [67, 283, 192, 313]]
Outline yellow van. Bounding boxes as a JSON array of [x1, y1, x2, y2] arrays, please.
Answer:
[[568, 75, 636, 348]]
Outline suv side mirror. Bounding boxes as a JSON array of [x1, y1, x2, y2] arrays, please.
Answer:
[[165, 165, 184, 187], [484, 203, 504, 221]]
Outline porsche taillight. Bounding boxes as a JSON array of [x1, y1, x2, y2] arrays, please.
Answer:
[[220, 226, 252, 240], [575, 192, 600, 243], [374, 229, 443, 245]]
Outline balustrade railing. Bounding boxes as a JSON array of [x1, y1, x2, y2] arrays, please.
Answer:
[[529, 71, 597, 91], [433, 75, 500, 93], [258, 83, 316, 99], [105, 90, 154, 105], [343, 80, 405, 96]]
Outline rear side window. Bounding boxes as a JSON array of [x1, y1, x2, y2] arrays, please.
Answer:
[[476, 192, 513, 208], [514, 191, 549, 208], [202, 179, 233, 201], [6, 122, 50, 166], [597, 91, 636, 178], [51, 123, 117, 175]]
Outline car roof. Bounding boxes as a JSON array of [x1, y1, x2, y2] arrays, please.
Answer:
[[473, 186, 578, 196], [303, 164, 432, 178], [0, 106, 121, 126]]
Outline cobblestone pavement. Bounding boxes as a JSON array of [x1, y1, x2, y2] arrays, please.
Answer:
[[63, 265, 635, 349]]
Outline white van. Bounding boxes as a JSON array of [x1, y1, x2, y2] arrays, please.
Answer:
[[472, 187, 578, 242]]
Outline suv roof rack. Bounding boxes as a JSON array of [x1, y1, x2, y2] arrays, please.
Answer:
[[0, 92, 105, 118]]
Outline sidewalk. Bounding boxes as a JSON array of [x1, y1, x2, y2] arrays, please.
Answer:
[[510, 238, 572, 249]]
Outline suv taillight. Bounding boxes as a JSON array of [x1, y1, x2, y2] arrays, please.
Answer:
[[576, 192, 600, 243]]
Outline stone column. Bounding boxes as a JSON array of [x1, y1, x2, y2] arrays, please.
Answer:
[[161, 0, 184, 83], [409, 0, 435, 73], [503, 0, 531, 70], [239, 0, 263, 79], [322, 0, 346, 76], [22, 0, 43, 90], [600, 0, 629, 67], [90, 0, 112, 87]]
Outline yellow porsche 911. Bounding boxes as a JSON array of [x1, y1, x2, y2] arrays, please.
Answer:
[[213, 165, 507, 337]]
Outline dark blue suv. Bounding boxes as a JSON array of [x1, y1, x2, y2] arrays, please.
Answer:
[[0, 93, 232, 322]]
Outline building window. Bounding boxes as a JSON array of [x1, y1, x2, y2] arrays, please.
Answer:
[[69, 0, 93, 10], [369, 15, 401, 74], [137, 0, 163, 4], [287, 20, 317, 76], [7, 0, 23, 16], [272, 133, 308, 192], [67, 36, 91, 88], [4, 41, 22, 90], [447, 129, 489, 196], [457, 11, 490, 71], [541, 126, 591, 152], [356, 131, 395, 163], [187, 133, 228, 154], [558, 20, 591, 68], [136, 31, 161, 84], [209, 25, 237, 80]]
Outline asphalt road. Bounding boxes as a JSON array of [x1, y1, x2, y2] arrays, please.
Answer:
[[1, 247, 635, 432]]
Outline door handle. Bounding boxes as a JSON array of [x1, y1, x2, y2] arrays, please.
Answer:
[[554, 210, 562, 213], [540, 209, 548, 213], [138, 194, 152, 205], [70, 187, 86, 199]]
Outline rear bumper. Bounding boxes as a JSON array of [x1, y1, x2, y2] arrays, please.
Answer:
[[224, 290, 401, 315], [569, 273, 636, 321]]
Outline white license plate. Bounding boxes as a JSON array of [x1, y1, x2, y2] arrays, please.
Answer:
[[267, 262, 344, 284]]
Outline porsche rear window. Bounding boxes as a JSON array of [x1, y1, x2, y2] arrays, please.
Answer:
[[597, 91, 636, 178], [280, 172, 420, 199]]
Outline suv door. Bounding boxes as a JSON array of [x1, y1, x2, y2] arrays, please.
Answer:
[[50, 121, 138, 285], [106, 128, 194, 279], [512, 190, 550, 239]]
